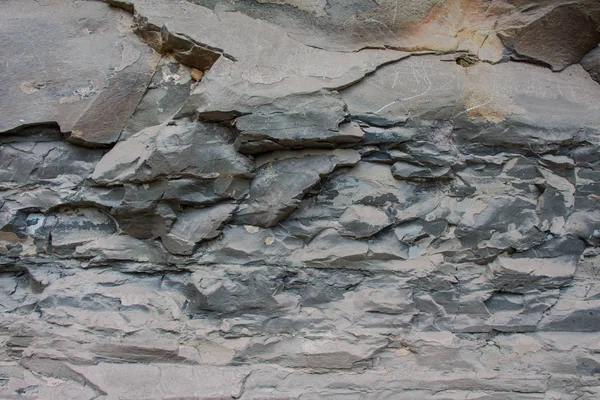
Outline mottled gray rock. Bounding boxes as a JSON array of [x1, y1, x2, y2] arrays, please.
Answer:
[[119, 57, 194, 140], [162, 202, 236, 255], [368, 231, 410, 260], [338, 204, 391, 238], [176, 267, 289, 315], [565, 211, 600, 246], [323, 162, 420, 208], [582, 46, 600, 83], [391, 161, 452, 181], [234, 153, 357, 227], [539, 289, 600, 332], [70, 177, 249, 241], [394, 218, 447, 244], [91, 121, 254, 184], [0, 0, 160, 146], [46, 208, 117, 255], [360, 125, 417, 145], [114, 204, 176, 241], [234, 92, 363, 153], [195, 224, 303, 265], [2, 0, 600, 398], [160, 177, 249, 205], [485, 257, 579, 328]]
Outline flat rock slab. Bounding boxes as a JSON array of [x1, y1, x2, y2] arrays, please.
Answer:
[[391, 161, 452, 181], [0, 0, 160, 146], [91, 121, 254, 184], [114, 0, 409, 118], [342, 54, 600, 132], [233, 91, 363, 154], [69, 363, 250, 399]]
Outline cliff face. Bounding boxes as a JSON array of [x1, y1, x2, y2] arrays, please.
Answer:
[[1, 0, 600, 398]]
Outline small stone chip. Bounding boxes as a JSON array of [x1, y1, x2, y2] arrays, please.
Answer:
[[244, 225, 260, 233], [191, 68, 203, 81]]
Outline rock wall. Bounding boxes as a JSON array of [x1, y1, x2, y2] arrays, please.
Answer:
[[1, 0, 600, 398]]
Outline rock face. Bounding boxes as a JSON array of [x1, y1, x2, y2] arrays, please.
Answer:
[[582, 46, 600, 83], [1, 0, 600, 399], [497, 1, 600, 71], [0, 0, 160, 147]]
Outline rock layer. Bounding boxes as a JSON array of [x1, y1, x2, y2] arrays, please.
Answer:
[[1, 0, 600, 399]]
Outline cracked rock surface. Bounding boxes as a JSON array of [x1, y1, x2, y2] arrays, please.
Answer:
[[1, 0, 600, 398]]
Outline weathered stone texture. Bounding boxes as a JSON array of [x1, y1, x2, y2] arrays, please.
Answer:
[[2, 0, 600, 398]]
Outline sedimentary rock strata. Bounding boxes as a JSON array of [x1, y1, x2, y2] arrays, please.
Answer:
[[1, 0, 600, 398]]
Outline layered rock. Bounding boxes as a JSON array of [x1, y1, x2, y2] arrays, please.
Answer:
[[1, 0, 600, 398]]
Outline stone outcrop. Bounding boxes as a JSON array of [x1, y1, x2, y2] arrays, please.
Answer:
[[1, 0, 600, 398]]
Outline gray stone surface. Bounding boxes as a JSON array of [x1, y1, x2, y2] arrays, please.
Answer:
[[391, 161, 452, 181], [2, 0, 600, 398], [234, 152, 359, 227], [91, 121, 254, 184], [0, 0, 160, 146], [498, 1, 600, 71], [162, 202, 236, 255], [233, 92, 364, 153], [338, 204, 391, 238], [582, 46, 600, 83]]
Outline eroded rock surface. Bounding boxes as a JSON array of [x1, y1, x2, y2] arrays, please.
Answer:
[[2, 0, 600, 398], [0, 0, 160, 146]]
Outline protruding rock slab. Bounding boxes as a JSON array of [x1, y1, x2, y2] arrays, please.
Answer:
[[498, 2, 600, 71], [233, 92, 363, 153], [391, 161, 451, 181], [300, 228, 369, 266], [0, 123, 104, 189], [162, 202, 236, 255], [581, 46, 600, 83], [119, 57, 194, 140], [338, 205, 391, 238], [234, 152, 359, 227], [239, 335, 387, 368], [75, 235, 170, 264], [91, 122, 254, 184], [0, 0, 160, 146]]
